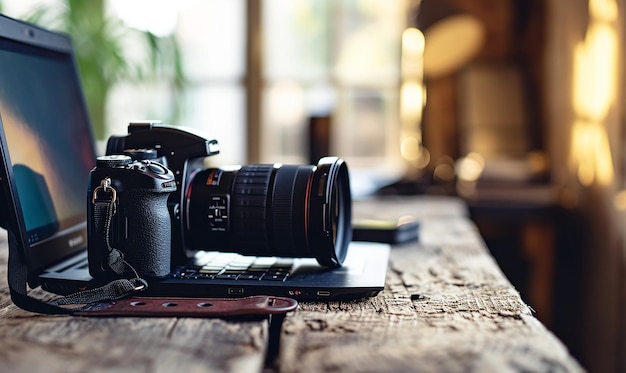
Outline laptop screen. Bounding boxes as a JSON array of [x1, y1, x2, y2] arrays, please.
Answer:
[[0, 15, 96, 272]]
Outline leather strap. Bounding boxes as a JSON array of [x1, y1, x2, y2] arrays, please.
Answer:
[[73, 295, 298, 318]]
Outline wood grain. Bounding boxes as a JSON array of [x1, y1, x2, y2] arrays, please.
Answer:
[[0, 232, 268, 373], [275, 198, 583, 372], [0, 197, 583, 372]]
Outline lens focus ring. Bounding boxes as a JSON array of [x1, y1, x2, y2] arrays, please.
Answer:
[[271, 165, 312, 257]]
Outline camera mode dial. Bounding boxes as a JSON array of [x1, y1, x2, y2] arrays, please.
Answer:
[[97, 155, 132, 168]]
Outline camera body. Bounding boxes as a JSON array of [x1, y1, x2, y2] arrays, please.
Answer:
[[87, 154, 177, 280], [105, 121, 220, 261], [91, 121, 352, 282]]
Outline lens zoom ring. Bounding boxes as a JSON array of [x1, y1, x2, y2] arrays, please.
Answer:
[[231, 165, 274, 251]]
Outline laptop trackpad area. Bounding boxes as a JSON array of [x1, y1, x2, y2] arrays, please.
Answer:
[[289, 242, 389, 284]]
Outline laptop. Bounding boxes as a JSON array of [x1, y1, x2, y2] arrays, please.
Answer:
[[0, 14, 389, 302]]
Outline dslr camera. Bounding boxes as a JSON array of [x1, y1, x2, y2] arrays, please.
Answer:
[[88, 121, 352, 281]]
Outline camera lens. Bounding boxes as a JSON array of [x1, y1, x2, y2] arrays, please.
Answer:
[[185, 157, 351, 267]]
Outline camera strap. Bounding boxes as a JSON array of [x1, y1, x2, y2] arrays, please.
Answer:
[[6, 180, 148, 315], [6, 179, 298, 317], [7, 228, 146, 315], [90, 178, 149, 282], [51, 179, 150, 308]]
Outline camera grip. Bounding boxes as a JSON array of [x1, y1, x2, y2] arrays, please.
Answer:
[[123, 190, 172, 278]]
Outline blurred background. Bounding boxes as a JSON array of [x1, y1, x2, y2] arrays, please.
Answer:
[[1, 0, 625, 371]]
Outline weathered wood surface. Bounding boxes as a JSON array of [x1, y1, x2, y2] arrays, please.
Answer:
[[0, 230, 268, 373], [276, 196, 584, 372], [0, 196, 583, 372]]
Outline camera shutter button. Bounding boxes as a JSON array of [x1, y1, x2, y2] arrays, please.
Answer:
[[147, 163, 167, 175]]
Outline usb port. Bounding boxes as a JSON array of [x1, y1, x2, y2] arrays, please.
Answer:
[[228, 287, 244, 295], [317, 290, 330, 297]]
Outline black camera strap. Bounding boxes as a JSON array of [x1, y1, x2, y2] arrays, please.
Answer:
[[90, 178, 149, 281], [8, 230, 147, 315], [7, 179, 147, 315], [6, 178, 297, 317], [51, 179, 149, 308], [51, 182, 149, 307]]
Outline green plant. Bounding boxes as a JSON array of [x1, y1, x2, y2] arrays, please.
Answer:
[[22, 0, 186, 140]]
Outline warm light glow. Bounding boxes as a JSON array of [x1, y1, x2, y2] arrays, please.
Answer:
[[570, 120, 614, 186], [402, 28, 425, 80], [400, 137, 430, 168], [569, 0, 617, 186], [400, 81, 424, 122], [400, 26, 427, 171], [456, 152, 485, 182], [401, 136, 421, 161], [402, 28, 425, 56], [572, 24, 617, 120], [422, 15, 485, 78], [590, 0, 618, 21], [401, 27, 425, 126]]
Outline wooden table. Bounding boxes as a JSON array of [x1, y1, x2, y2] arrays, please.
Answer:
[[0, 196, 583, 372]]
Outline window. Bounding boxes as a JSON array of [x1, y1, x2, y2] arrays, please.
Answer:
[[3, 0, 409, 181], [262, 0, 408, 175], [108, 0, 247, 166]]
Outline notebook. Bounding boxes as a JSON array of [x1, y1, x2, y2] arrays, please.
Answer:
[[0, 14, 389, 302]]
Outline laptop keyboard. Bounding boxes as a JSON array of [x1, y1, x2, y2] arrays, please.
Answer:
[[170, 251, 294, 282]]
